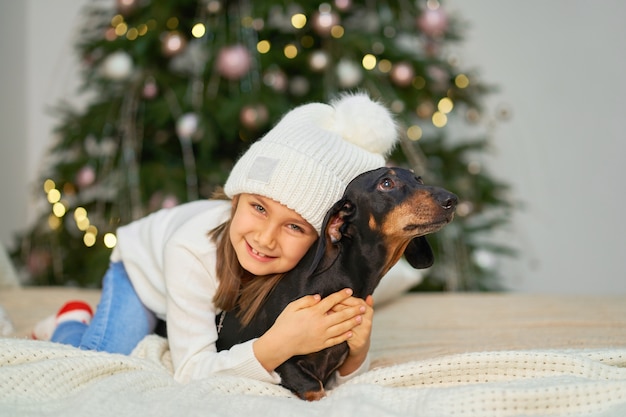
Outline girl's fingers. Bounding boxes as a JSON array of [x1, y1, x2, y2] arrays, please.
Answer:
[[287, 293, 322, 311], [324, 331, 353, 348], [315, 288, 353, 312]]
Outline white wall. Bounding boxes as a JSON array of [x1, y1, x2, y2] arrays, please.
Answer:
[[1, 0, 88, 245], [1, 1, 625, 294], [1, 2, 28, 249], [446, 0, 626, 294]]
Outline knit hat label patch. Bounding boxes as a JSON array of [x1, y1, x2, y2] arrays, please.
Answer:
[[247, 156, 279, 184]]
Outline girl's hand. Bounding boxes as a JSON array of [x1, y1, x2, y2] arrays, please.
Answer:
[[253, 288, 365, 373], [334, 295, 374, 376]]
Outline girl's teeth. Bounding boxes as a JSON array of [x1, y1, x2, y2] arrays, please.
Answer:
[[252, 248, 266, 257]]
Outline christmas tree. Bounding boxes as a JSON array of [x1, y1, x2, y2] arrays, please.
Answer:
[[11, 0, 514, 290]]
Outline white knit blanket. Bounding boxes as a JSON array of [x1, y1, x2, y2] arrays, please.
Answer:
[[1, 336, 626, 417]]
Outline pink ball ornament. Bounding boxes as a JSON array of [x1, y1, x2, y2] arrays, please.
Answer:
[[149, 192, 179, 211], [76, 165, 96, 187], [263, 68, 288, 92], [161, 194, 179, 209], [206, 0, 221, 14], [116, 0, 138, 15], [334, 0, 352, 11], [390, 62, 415, 87], [104, 27, 117, 42], [417, 8, 449, 37], [142, 78, 158, 99], [216, 44, 252, 80], [27, 250, 52, 277], [161, 31, 187, 57], [240, 104, 269, 130]]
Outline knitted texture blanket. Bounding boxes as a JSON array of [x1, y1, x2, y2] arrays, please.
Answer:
[[1, 336, 625, 417]]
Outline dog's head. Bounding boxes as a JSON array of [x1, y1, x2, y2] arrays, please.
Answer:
[[321, 167, 457, 275]]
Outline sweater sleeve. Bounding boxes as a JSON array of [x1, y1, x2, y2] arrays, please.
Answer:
[[329, 353, 371, 388], [163, 223, 281, 385]]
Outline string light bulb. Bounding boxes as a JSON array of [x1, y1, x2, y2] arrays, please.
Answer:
[[104, 233, 117, 249], [52, 202, 66, 218], [291, 13, 307, 29], [47, 189, 61, 204], [362, 54, 376, 70], [438, 97, 454, 114], [191, 23, 206, 38], [432, 111, 447, 127], [455, 74, 470, 88], [407, 125, 423, 141]]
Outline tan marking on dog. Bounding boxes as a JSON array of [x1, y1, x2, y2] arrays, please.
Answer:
[[303, 386, 325, 401], [379, 190, 450, 271], [369, 213, 377, 231]]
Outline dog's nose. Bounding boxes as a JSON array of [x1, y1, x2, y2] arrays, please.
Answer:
[[437, 192, 458, 210]]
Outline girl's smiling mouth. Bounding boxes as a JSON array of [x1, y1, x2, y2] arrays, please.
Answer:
[[246, 241, 277, 262]]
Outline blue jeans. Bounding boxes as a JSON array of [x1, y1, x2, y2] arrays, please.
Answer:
[[51, 262, 157, 355]]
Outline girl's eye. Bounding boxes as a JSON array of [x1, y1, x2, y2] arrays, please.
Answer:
[[378, 178, 395, 190], [253, 204, 266, 214], [288, 224, 304, 233]]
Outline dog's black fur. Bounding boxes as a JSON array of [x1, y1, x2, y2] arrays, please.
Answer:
[[216, 167, 457, 400]]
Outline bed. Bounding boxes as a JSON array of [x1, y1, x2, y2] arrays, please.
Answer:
[[1, 285, 626, 417]]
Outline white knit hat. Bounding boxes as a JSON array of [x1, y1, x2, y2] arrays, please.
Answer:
[[224, 93, 398, 233]]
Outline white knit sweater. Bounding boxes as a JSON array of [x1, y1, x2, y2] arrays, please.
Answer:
[[110, 199, 367, 385]]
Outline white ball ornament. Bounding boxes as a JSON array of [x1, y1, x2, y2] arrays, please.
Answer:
[[312, 10, 340, 36], [101, 51, 133, 81], [473, 249, 497, 270], [309, 51, 329, 72], [289, 76, 310, 96], [336, 59, 362, 88], [176, 113, 199, 139], [263, 68, 288, 92]]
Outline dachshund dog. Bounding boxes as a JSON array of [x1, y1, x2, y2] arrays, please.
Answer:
[[216, 167, 457, 400]]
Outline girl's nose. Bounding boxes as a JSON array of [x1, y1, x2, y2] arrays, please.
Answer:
[[255, 226, 277, 250]]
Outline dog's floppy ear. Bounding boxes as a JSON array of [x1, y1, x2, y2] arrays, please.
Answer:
[[324, 199, 355, 243], [404, 236, 434, 269], [308, 199, 355, 276]]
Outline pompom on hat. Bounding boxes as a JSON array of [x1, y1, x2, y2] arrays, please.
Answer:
[[224, 93, 398, 233]]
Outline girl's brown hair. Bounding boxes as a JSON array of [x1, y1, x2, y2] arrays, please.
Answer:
[[209, 193, 285, 326]]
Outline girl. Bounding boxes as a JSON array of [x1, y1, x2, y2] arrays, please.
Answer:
[[35, 93, 398, 386]]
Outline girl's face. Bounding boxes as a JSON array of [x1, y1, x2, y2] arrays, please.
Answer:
[[229, 193, 318, 276]]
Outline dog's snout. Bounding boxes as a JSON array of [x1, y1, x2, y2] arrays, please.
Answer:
[[437, 192, 458, 210]]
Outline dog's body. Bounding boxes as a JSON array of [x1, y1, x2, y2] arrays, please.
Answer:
[[216, 167, 457, 400]]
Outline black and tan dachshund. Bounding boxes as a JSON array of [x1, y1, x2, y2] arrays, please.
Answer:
[[216, 167, 457, 400]]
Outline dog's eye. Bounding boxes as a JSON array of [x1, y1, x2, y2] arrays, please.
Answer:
[[378, 178, 395, 190], [415, 176, 424, 185]]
